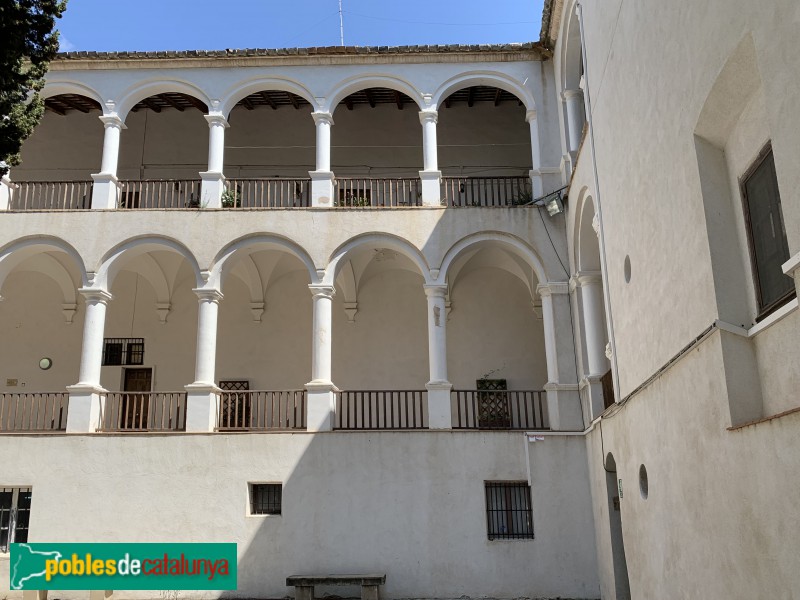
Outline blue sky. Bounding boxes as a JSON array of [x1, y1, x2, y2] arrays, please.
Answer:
[[57, 0, 544, 52]]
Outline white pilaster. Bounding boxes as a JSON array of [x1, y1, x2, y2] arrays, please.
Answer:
[[309, 112, 335, 207], [0, 174, 12, 211], [185, 287, 223, 432], [306, 285, 336, 431], [419, 110, 442, 206], [538, 282, 582, 430], [425, 285, 452, 429], [563, 89, 585, 154], [576, 271, 609, 376], [526, 110, 544, 198], [66, 288, 112, 433], [91, 115, 125, 209], [200, 114, 229, 209]]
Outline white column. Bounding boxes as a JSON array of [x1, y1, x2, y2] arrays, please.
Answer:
[[66, 288, 112, 433], [185, 287, 223, 432], [425, 285, 452, 429], [91, 114, 125, 209], [200, 114, 229, 209], [563, 89, 585, 153], [0, 173, 13, 211], [306, 285, 336, 431], [309, 112, 335, 207], [538, 282, 582, 431], [576, 271, 609, 376], [525, 110, 544, 198], [418, 110, 442, 206]]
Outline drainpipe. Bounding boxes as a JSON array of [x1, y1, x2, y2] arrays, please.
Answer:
[[575, 2, 622, 401]]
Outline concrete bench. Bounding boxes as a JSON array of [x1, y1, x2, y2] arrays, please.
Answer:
[[286, 574, 386, 600]]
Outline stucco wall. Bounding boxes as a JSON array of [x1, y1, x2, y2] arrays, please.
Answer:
[[0, 431, 599, 599]]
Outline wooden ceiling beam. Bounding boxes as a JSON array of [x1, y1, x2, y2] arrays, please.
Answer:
[[142, 98, 162, 113], [183, 95, 208, 112], [45, 102, 66, 116], [241, 96, 255, 110], [394, 91, 403, 110], [467, 87, 475, 107], [345, 97, 354, 111], [259, 91, 278, 110], [287, 92, 300, 109], [444, 96, 451, 109], [159, 94, 185, 111], [493, 88, 502, 106], [58, 96, 90, 113], [364, 89, 376, 108]]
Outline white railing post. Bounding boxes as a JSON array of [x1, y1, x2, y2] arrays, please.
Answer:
[[91, 114, 125, 209], [185, 287, 223, 432], [424, 284, 452, 429], [419, 110, 442, 206], [200, 114, 228, 209], [306, 285, 337, 431], [309, 112, 336, 207]]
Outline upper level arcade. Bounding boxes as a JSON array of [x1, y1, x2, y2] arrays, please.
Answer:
[[0, 44, 567, 212]]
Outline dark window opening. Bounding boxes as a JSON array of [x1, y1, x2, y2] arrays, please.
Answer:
[[0, 487, 32, 552], [250, 483, 282, 516], [103, 338, 145, 366], [485, 481, 534, 540]]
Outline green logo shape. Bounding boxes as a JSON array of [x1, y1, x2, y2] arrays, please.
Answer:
[[10, 543, 237, 590]]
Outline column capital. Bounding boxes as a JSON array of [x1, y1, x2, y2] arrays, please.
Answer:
[[311, 111, 334, 127], [562, 88, 584, 102], [78, 288, 113, 304], [309, 284, 335, 299], [419, 110, 438, 125], [423, 284, 448, 299], [525, 109, 538, 123], [537, 282, 570, 297], [193, 288, 224, 303], [204, 113, 229, 128], [99, 114, 126, 130], [574, 270, 603, 287]]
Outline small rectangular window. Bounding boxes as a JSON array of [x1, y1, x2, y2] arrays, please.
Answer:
[[102, 338, 145, 366], [0, 487, 32, 552], [249, 483, 282, 516], [485, 482, 534, 540], [740, 145, 795, 317]]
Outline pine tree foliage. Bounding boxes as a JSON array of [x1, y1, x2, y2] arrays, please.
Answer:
[[0, 1, 67, 177]]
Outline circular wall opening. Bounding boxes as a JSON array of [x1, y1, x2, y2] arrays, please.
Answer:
[[624, 255, 631, 283], [639, 464, 648, 499]]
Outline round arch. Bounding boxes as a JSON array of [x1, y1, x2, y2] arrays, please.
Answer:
[[218, 77, 317, 119], [559, 0, 583, 91], [573, 188, 601, 273], [431, 72, 536, 112], [0, 236, 88, 294], [115, 79, 212, 121], [208, 234, 318, 290], [94, 236, 203, 291], [41, 81, 105, 107], [438, 232, 548, 287], [324, 75, 425, 113], [324, 233, 431, 286]]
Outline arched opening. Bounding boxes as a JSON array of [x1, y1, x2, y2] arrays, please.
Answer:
[[604, 453, 631, 600], [444, 240, 548, 429], [437, 86, 532, 206], [0, 242, 86, 430], [329, 238, 429, 428], [116, 93, 209, 209], [12, 94, 103, 209], [561, 5, 586, 155], [223, 90, 315, 207], [330, 88, 423, 207]]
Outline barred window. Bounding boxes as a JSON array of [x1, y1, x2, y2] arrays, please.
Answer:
[[484, 482, 534, 540], [249, 483, 282, 516], [0, 487, 32, 552], [102, 338, 144, 366]]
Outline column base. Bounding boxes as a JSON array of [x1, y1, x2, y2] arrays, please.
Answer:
[[419, 170, 442, 206], [426, 381, 452, 429], [579, 375, 606, 422], [309, 171, 335, 207], [90, 173, 120, 209], [528, 169, 544, 199], [200, 171, 226, 209], [185, 382, 221, 432], [305, 380, 338, 431], [544, 382, 583, 431], [66, 383, 107, 433]]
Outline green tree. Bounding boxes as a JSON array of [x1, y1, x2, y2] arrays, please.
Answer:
[[0, 1, 67, 177]]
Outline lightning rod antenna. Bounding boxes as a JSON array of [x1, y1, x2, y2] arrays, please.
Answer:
[[338, 0, 345, 46]]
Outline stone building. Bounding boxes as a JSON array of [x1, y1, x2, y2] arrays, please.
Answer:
[[1, 0, 798, 599]]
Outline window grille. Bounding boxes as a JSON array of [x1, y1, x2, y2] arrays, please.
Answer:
[[102, 338, 144, 366], [476, 379, 511, 429], [250, 483, 282, 516], [220, 381, 250, 429], [0, 487, 32, 552], [484, 482, 534, 540]]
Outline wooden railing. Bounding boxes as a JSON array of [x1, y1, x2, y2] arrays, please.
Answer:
[[334, 178, 421, 208], [118, 180, 201, 209], [452, 390, 547, 430], [441, 176, 532, 207], [335, 390, 428, 430], [100, 392, 186, 432], [224, 179, 310, 208], [217, 390, 306, 430], [0, 392, 69, 432], [8, 181, 92, 210]]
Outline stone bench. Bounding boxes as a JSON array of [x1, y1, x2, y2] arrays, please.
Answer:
[[286, 574, 386, 600]]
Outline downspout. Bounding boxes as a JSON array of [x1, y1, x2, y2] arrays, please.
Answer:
[[575, 2, 622, 401]]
